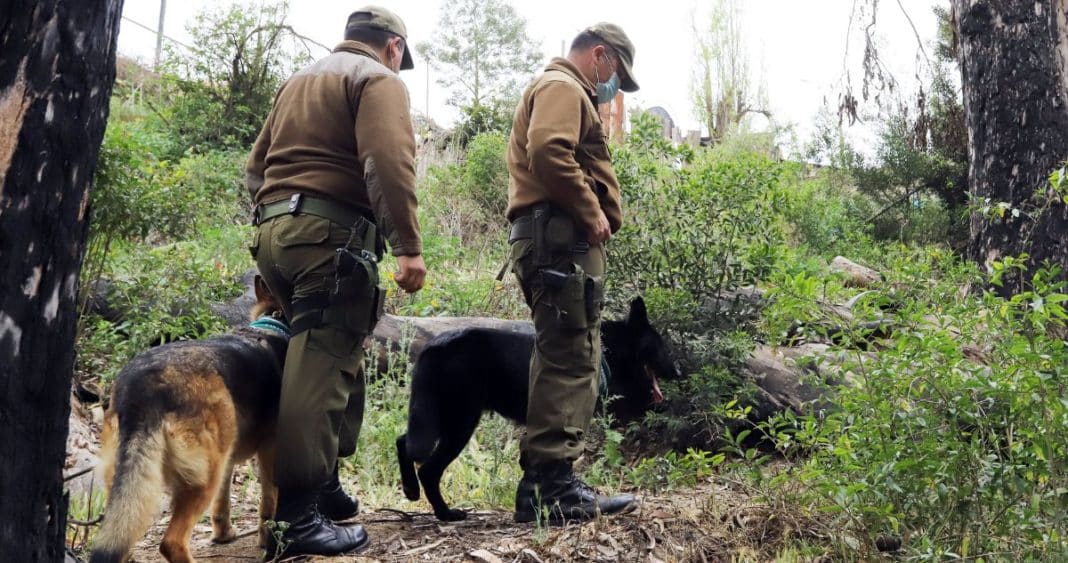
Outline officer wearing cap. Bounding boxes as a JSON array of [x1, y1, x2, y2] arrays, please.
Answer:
[[505, 23, 639, 524], [246, 5, 425, 556]]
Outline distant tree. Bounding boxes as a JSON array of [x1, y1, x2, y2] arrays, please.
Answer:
[[691, 0, 770, 144], [0, 0, 123, 558], [418, 0, 542, 129], [163, 0, 316, 151]]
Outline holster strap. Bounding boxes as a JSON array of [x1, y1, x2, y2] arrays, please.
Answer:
[[289, 292, 330, 335]]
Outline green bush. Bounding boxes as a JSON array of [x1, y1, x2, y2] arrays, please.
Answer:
[[761, 250, 1068, 559], [77, 241, 244, 386], [459, 131, 510, 220], [781, 171, 876, 258], [611, 113, 787, 312]]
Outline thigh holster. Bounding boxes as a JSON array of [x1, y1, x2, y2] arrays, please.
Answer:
[[509, 203, 603, 329], [290, 247, 384, 336]]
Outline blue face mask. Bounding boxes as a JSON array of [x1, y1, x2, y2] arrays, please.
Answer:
[[597, 72, 621, 104]]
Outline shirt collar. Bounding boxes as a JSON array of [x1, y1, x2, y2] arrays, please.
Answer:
[[545, 57, 596, 96], [333, 40, 384, 64]]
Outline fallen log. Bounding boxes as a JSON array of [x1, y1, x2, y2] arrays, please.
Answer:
[[80, 272, 856, 431]]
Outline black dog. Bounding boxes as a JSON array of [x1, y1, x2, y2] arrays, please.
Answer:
[[395, 297, 680, 521]]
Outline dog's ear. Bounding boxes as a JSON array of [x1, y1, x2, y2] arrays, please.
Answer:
[[628, 296, 649, 327], [253, 275, 273, 305]]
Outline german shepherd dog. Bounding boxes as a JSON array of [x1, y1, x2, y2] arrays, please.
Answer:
[[396, 297, 680, 521], [90, 277, 288, 563]]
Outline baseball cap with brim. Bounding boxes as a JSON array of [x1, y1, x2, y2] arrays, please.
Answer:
[[587, 22, 638, 92], [347, 6, 414, 70]]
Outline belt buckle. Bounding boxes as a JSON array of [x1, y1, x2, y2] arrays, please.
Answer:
[[288, 193, 303, 214]]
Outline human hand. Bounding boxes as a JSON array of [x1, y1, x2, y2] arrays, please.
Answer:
[[393, 254, 427, 293], [588, 210, 611, 245]]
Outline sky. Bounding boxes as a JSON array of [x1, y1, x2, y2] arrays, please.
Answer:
[[116, 0, 944, 154]]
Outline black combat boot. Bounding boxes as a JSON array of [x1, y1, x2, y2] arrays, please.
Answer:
[[264, 488, 369, 560], [318, 462, 359, 521], [514, 460, 637, 524]]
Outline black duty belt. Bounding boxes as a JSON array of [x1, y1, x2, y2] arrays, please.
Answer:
[[253, 193, 380, 255], [508, 211, 590, 254], [508, 215, 535, 242]]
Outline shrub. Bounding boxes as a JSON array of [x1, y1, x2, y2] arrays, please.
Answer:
[[780, 170, 877, 259], [761, 250, 1068, 559], [611, 113, 787, 315], [77, 241, 244, 387], [459, 131, 510, 220]]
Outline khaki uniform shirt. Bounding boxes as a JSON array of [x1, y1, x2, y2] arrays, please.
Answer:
[[506, 58, 623, 233], [246, 41, 421, 256]]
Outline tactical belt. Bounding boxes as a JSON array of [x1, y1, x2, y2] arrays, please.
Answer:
[[253, 193, 380, 256], [508, 209, 590, 254]]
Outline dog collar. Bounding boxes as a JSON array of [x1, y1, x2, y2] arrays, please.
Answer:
[[249, 316, 290, 337]]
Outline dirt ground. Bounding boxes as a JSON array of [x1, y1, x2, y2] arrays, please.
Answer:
[[66, 398, 827, 562], [122, 478, 793, 563]]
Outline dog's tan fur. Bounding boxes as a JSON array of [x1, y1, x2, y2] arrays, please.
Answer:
[[91, 278, 285, 563]]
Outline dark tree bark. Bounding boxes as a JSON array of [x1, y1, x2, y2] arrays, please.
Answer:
[[0, 1, 124, 560], [955, 0, 1068, 294]]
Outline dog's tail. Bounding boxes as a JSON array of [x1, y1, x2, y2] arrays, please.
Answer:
[[90, 413, 165, 563], [404, 350, 441, 463]]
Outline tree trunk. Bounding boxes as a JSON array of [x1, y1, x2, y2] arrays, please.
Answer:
[[0, 1, 124, 560], [956, 0, 1068, 294]]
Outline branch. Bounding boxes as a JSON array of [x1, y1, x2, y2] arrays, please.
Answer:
[[64, 465, 96, 482], [279, 25, 331, 53], [867, 185, 915, 223], [738, 106, 772, 120], [68, 515, 104, 527], [895, 0, 931, 68]]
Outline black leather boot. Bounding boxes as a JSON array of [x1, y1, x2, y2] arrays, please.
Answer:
[[318, 462, 359, 521], [513, 460, 637, 524], [264, 488, 369, 560]]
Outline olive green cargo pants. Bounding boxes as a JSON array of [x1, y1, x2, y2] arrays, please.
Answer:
[[510, 237, 606, 466], [251, 213, 378, 491]]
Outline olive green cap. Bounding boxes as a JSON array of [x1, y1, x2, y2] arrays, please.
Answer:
[[346, 6, 414, 70], [587, 22, 638, 92]]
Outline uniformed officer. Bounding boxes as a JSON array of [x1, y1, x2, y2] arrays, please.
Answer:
[[246, 6, 426, 556], [505, 23, 640, 524]]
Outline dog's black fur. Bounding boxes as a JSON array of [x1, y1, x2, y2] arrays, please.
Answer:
[[396, 297, 680, 521]]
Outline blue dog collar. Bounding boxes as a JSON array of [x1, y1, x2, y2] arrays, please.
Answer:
[[249, 316, 290, 337]]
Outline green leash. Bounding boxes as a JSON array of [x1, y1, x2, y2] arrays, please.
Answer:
[[248, 316, 290, 337]]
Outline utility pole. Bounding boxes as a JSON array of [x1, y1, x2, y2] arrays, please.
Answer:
[[154, 0, 167, 70]]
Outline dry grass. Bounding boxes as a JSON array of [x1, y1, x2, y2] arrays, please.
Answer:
[[115, 478, 833, 563]]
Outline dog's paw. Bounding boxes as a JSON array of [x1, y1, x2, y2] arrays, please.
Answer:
[[403, 485, 421, 501], [211, 527, 238, 544], [436, 508, 467, 522]]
